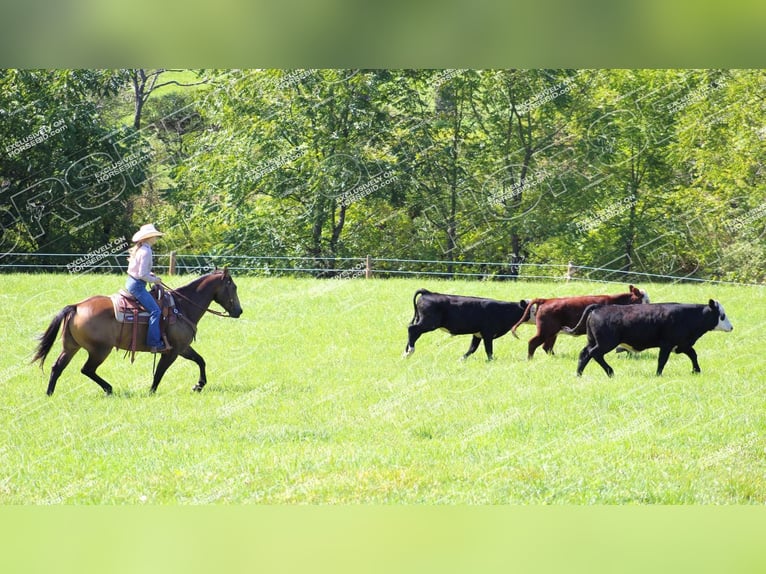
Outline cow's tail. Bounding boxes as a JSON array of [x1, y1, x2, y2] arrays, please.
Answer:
[[562, 304, 603, 336], [410, 289, 431, 324], [31, 305, 76, 367], [511, 298, 545, 338]]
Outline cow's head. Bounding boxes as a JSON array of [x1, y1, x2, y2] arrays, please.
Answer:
[[709, 299, 733, 332], [629, 285, 650, 304]]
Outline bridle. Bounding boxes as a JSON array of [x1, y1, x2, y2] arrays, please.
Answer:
[[159, 279, 236, 319]]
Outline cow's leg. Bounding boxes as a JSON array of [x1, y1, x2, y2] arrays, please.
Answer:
[[576, 346, 591, 376], [481, 333, 494, 360], [527, 332, 545, 360], [404, 322, 440, 357], [577, 340, 617, 377], [656, 345, 673, 375], [462, 336, 482, 360], [404, 324, 424, 357], [591, 348, 615, 377], [80, 347, 114, 395], [542, 335, 557, 355], [687, 347, 701, 373], [592, 353, 615, 377], [677, 346, 701, 374]]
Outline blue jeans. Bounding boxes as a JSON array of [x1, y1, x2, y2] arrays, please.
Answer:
[[126, 276, 162, 347]]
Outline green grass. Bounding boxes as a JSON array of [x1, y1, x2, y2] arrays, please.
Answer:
[[1, 274, 764, 503]]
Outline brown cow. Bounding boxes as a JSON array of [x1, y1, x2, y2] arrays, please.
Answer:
[[510, 285, 649, 359]]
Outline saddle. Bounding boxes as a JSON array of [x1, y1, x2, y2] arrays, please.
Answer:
[[110, 285, 178, 362]]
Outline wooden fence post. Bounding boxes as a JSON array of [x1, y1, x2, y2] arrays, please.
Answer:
[[365, 255, 372, 279], [169, 251, 177, 276]]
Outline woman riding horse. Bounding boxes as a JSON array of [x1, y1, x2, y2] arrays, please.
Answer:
[[126, 223, 170, 353], [32, 268, 243, 396]]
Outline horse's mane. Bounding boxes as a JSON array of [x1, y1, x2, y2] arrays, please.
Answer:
[[175, 269, 226, 295]]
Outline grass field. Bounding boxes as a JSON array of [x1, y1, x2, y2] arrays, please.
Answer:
[[1, 273, 764, 504]]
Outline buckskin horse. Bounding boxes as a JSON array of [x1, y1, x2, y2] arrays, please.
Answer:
[[32, 268, 243, 395]]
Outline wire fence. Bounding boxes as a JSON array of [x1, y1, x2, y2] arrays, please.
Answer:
[[1, 251, 762, 286]]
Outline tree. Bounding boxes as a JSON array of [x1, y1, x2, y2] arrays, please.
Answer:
[[562, 69, 683, 277], [668, 69, 766, 281], [0, 69, 138, 258], [122, 69, 206, 131]]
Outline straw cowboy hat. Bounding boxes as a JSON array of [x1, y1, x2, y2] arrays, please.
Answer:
[[131, 224, 165, 243]]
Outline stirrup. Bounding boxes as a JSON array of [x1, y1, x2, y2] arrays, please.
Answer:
[[150, 344, 172, 353]]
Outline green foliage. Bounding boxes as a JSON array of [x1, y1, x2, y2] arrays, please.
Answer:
[[1, 70, 150, 255], [2, 69, 764, 281]]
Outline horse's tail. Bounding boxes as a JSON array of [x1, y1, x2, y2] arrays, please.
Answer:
[[511, 298, 546, 338], [31, 305, 76, 367], [411, 289, 430, 324], [562, 304, 603, 336]]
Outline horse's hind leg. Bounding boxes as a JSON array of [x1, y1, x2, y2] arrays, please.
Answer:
[[81, 347, 114, 395], [180, 346, 207, 392], [47, 348, 79, 396]]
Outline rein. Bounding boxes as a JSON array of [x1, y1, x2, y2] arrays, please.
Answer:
[[159, 280, 234, 319]]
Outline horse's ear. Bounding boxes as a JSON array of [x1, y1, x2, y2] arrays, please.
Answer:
[[223, 266, 230, 277]]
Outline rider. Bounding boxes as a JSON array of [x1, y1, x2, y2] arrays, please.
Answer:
[[126, 224, 171, 353]]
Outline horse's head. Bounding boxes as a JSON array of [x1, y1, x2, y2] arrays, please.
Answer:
[[213, 267, 243, 318]]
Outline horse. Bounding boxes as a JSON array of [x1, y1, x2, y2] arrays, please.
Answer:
[[32, 268, 243, 396]]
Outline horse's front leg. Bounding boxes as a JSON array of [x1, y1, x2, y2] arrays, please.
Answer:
[[150, 351, 179, 393], [180, 346, 207, 392]]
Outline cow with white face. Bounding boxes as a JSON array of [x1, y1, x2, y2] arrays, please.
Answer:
[[572, 299, 733, 377]]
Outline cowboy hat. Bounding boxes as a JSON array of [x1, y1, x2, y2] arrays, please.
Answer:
[[131, 223, 165, 243]]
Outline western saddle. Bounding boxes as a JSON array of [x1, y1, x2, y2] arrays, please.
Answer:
[[110, 284, 177, 362]]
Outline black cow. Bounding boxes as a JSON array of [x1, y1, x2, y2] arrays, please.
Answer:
[[568, 300, 733, 377], [403, 289, 536, 360]]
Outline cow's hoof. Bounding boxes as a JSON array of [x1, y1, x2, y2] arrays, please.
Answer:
[[192, 384, 204, 392]]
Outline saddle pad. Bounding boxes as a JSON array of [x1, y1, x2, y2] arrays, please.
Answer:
[[110, 291, 177, 324], [111, 293, 151, 323]]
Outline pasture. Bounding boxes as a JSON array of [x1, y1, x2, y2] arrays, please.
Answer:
[[0, 273, 764, 503]]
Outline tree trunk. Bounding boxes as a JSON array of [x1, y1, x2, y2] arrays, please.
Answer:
[[310, 195, 326, 259], [623, 150, 643, 273], [131, 69, 146, 131], [328, 201, 347, 269], [446, 95, 462, 277], [510, 232, 523, 280], [134, 95, 145, 131]]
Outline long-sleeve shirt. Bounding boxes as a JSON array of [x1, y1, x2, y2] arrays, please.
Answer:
[[127, 243, 159, 283]]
